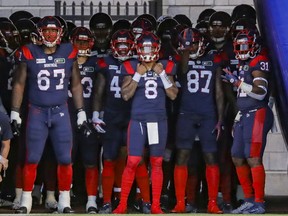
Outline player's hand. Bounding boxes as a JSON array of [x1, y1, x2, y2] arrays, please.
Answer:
[[10, 110, 21, 136], [152, 63, 164, 75], [222, 68, 242, 87], [0, 156, 8, 170], [212, 121, 224, 141], [77, 109, 91, 137], [92, 111, 106, 133], [137, 63, 148, 75]]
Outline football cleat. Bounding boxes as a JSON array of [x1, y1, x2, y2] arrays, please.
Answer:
[[45, 200, 58, 211], [221, 202, 233, 213], [87, 206, 98, 214], [231, 201, 254, 214], [12, 200, 21, 210], [186, 203, 198, 213], [62, 207, 75, 214], [142, 202, 151, 214], [242, 203, 265, 214], [133, 198, 143, 212], [15, 206, 27, 214], [99, 202, 112, 214]]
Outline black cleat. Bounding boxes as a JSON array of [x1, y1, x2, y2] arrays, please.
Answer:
[[15, 206, 27, 214], [62, 207, 75, 214], [87, 206, 98, 214]]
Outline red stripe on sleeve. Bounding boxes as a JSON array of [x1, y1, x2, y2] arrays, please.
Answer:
[[97, 58, 108, 68], [165, 60, 174, 74], [123, 61, 135, 75], [21, 46, 34, 60], [68, 47, 78, 59]]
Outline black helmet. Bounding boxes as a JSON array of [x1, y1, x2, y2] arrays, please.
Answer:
[[9, 10, 33, 24], [197, 8, 216, 23], [231, 4, 256, 24], [173, 14, 192, 28]]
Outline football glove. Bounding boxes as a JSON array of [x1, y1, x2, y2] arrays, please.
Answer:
[[92, 111, 106, 133], [212, 121, 224, 141], [222, 68, 242, 87], [10, 111, 21, 136], [77, 109, 91, 137]]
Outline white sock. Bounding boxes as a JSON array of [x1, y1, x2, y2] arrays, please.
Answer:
[[58, 190, 71, 212], [86, 195, 97, 210], [21, 191, 32, 213]]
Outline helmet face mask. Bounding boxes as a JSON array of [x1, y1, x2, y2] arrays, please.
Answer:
[[136, 31, 160, 62], [234, 29, 259, 60], [71, 27, 94, 56], [111, 30, 135, 61], [37, 16, 63, 48]]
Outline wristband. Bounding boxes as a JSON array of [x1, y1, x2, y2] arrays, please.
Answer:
[[159, 70, 173, 89], [132, 72, 142, 82]]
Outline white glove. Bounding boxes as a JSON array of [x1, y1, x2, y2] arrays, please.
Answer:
[[10, 111, 22, 125], [77, 109, 87, 126], [0, 155, 8, 170], [92, 111, 106, 133]]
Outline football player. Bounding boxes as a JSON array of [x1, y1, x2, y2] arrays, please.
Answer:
[[10, 16, 89, 214]]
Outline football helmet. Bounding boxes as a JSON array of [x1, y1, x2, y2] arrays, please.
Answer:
[[111, 29, 135, 61], [231, 4, 256, 24], [9, 10, 33, 24], [156, 18, 179, 49], [55, 16, 68, 42], [37, 16, 63, 47], [0, 21, 20, 54], [15, 18, 36, 45], [195, 20, 209, 35], [136, 31, 160, 62], [173, 14, 192, 28], [230, 17, 258, 39], [233, 29, 260, 60], [197, 8, 216, 23], [131, 18, 153, 39], [179, 28, 205, 59], [89, 12, 113, 48], [137, 14, 157, 31], [70, 27, 94, 56], [209, 11, 232, 43], [112, 19, 131, 35]]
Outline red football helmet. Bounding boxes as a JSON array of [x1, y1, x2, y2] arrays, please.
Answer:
[[111, 29, 135, 61], [233, 29, 260, 60], [70, 27, 94, 56], [131, 18, 153, 39], [179, 28, 205, 59], [37, 16, 63, 47], [136, 31, 160, 62]]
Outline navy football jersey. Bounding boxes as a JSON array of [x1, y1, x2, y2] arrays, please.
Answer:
[[19, 43, 77, 107], [121, 58, 176, 121], [178, 51, 222, 116], [236, 50, 270, 111], [68, 55, 98, 117]]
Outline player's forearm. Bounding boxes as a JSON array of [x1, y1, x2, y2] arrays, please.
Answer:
[[1, 140, 10, 161], [121, 77, 138, 101], [71, 83, 84, 109], [11, 83, 25, 111]]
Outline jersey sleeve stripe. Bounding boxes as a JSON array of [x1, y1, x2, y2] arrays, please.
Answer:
[[68, 47, 78, 59], [21, 46, 34, 60], [123, 60, 135, 75], [165, 60, 174, 74]]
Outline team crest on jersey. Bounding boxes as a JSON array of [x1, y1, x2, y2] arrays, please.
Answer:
[[109, 65, 119, 70], [36, 58, 46, 64], [48, 56, 53, 60], [230, 59, 239, 65], [83, 67, 94, 73], [243, 65, 249, 71], [202, 61, 213, 66], [54, 58, 65, 64], [188, 61, 195, 65]]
